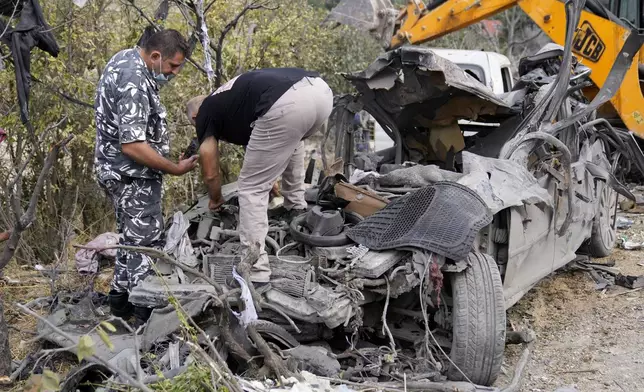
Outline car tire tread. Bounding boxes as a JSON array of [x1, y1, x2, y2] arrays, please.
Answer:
[[587, 181, 617, 258], [447, 252, 505, 386]]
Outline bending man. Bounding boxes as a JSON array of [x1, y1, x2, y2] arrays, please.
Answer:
[[187, 68, 333, 284]]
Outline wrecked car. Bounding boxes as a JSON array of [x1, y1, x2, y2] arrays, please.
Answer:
[[31, 21, 641, 392], [313, 43, 635, 382]]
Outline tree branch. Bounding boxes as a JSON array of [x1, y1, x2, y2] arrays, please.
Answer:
[[194, 0, 215, 85], [31, 76, 93, 109], [204, 0, 217, 14], [1, 117, 66, 243], [5, 116, 67, 192], [21, 135, 73, 229], [120, 0, 209, 76], [509, 30, 544, 48], [0, 134, 74, 271], [0, 0, 19, 41], [0, 48, 93, 109], [179, 307, 243, 392], [213, 1, 277, 87]]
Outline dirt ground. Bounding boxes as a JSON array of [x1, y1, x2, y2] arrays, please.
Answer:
[[496, 212, 644, 392]]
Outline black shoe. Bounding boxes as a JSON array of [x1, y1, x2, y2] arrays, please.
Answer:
[[281, 208, 307, 224], [109, 291, 133, 319], [268, 206, 307, 223], [268, 206, 288, 220], [133, 306, 153, 328]]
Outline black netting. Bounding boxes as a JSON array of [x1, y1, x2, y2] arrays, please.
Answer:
[[346, 182, 492, 261]]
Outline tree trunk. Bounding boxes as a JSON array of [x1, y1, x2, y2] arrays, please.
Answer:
[[0, 297, 11, 376]]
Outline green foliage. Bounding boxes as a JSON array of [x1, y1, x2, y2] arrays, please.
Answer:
[[307, 0, 341, 9], [149, 363, 213, 391], [100, 321, 117, 333], [76, 335, 95, 362], [96, 326, 115, 351], [0, 0, 381, 265], [24, 370, 60, 392], [40, 370, 61, 392]]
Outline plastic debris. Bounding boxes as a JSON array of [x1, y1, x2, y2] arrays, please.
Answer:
[[74, 232, 120, 274], [349, 169, 380, 184], [164, 211, 199, 268], [231, 266, 258, 327], [616, 216, 634, 229], [622, 241, 643, 250], [346, 244, 370, 259]]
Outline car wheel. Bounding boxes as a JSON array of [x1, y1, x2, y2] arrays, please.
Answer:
[[447, 252, 506, 386], [587, 180, 618, 257]]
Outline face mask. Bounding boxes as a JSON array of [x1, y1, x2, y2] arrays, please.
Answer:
[[152, 55, 174, 86]]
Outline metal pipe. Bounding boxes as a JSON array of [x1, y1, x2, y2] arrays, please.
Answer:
[[543, 0, 585, 123], [579, 118, 627, 151], [264, 235, 280, 254]]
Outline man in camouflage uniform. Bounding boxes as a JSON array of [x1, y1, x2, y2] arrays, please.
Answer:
[[94, 29, 198, 326]]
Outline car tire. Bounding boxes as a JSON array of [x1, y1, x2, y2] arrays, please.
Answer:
[[447, 252, 506, 386], [587, 181, 618, 258]]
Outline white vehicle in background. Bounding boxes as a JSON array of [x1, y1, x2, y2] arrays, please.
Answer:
[[374, 48, 513, 150], [430, 48, 514, 93]]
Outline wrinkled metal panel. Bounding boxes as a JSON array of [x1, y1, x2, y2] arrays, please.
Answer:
[[346, 47, 509, 108]]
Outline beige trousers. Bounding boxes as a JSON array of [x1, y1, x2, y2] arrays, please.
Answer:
[[238, 76, 333, 282]]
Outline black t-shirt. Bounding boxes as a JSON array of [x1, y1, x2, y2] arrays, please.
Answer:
[[195, 68, 320, 146]]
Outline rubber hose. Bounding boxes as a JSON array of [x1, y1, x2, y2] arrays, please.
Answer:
[[289, 211, 363, 247]]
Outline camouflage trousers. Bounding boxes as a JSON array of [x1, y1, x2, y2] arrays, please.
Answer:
[[99, 177, 165, 294]]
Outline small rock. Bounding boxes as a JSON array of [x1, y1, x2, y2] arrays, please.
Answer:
[[620, 199, 635, 211]]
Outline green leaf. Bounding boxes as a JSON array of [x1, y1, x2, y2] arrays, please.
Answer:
[[77, 335, 96, 362], [100, 321, 117, 332], [25, 374, 43, 392], [41, 369, 60, 391], [97, 327, 115, 351]]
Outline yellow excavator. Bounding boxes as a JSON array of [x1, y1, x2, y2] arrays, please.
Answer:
[[328, 0, 644, 136]]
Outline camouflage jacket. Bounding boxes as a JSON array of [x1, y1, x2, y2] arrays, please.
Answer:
[[94, 48, 169, 182]]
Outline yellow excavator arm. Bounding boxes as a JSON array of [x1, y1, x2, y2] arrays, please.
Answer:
[[328, 0, 644, 135]]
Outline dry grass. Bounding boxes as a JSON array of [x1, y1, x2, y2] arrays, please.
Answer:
[[1, 252, 114, 388]]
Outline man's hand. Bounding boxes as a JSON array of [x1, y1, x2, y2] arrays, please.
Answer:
[[0, 230, 11, 242], [199, 136, 225, 210], [209, 196, 226, 211], [174, 154, 199, 175], [122, 141, 197, 176], [270, 182, 281, 198]]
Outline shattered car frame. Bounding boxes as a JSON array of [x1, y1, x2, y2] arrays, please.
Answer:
[[313, 0, 640, 383], [328, 44, 635, 309]]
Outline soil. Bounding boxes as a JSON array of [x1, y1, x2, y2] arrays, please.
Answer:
[[495, 212, 644, 392]]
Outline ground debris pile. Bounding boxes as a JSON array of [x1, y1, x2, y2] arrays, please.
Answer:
[[7, 181, 532, 392]]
